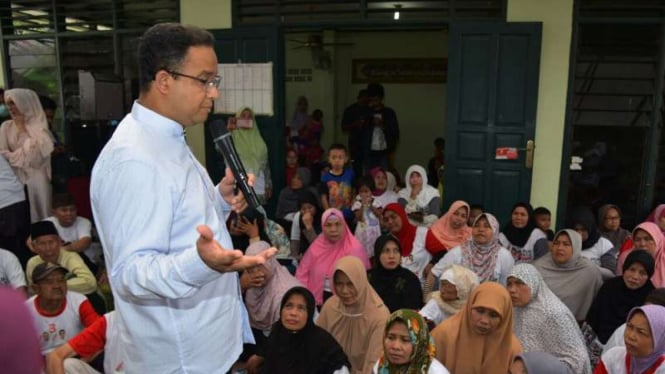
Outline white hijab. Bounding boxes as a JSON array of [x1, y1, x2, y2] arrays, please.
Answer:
[[397, 164, 440, 209]]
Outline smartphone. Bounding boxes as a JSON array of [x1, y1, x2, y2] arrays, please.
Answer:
[[236, 119, 253, 128]]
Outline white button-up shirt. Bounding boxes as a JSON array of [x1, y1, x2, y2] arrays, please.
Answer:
[[91, 102, 251, 373]]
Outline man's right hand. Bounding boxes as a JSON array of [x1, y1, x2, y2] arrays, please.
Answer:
[[196, 225, 276, 273]]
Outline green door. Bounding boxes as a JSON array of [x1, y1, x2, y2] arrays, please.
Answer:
[[204, 27, 285, 214], [444, 22, 542, 223]]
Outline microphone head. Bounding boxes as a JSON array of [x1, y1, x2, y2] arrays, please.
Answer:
[[208, 119, 229, 141]]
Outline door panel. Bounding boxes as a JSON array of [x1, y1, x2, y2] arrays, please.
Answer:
[[444, 22, 542, 224], [204, 27, 284, 214]]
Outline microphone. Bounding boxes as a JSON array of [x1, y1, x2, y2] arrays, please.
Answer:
[[209, 119, 261, 210]]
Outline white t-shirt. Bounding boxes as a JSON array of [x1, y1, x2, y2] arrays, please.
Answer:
[[431, 246, 515, 285], [419, 299, 454, 326], [45, 216, 92, 244], [401, 226, 432, 281], [26, 291, 91, 355], [373, 358, 450, 374], [581, 237, 614, 266], [0, 248, 26, 288], [290, 211, 302, 240], [499, 229, 546, 263]]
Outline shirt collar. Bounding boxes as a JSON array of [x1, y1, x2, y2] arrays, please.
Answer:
[[131, 100, 186, 138]]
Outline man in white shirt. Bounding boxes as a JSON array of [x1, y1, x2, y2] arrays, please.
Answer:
[[0, 247, 27, 296], [0, 153, 30, 267], [90, 23, 275, 373]]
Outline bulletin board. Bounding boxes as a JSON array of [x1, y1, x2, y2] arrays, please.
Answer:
[[214, 62, 274, 116]]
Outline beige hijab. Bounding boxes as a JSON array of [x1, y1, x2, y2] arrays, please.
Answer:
[[316, 256, 390, 374], [431, 282, 522, 374]]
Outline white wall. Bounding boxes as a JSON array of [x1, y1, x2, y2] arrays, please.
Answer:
[[284, 29, 448, 177]]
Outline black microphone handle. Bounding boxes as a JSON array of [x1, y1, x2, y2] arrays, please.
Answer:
[[213, 133, 261, 209]]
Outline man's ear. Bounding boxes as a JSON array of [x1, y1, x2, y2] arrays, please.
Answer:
[[153, 70, 172, 94], [31, 283, 39, 294]]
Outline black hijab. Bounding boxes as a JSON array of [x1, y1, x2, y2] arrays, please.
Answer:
[[297, 191, 322, 254], [568, 206, 601, 250], [367, 234, 423, 312], [586, 249, 655, 344], [260, 287, 350, 374], [502, 202, 537, 247], [227, 207, 271, 252]]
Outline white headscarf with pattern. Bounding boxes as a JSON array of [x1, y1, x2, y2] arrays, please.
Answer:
[[508, 263, 591, 374]]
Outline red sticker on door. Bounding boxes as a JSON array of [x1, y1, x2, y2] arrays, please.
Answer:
[[495, 147, 519, 160]]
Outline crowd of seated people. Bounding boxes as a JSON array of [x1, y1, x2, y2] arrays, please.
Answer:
[[5, 88, 665, 374]]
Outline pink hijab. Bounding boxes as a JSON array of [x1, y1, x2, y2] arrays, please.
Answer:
[[245, 241, 302, 330], [296, 208, 370, 304], [647, 204, 665, 233], [617, 222, 665, 287], [429, 200, 473, 249]]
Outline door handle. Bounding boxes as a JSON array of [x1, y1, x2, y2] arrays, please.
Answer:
[[525, 140, 535, 169]]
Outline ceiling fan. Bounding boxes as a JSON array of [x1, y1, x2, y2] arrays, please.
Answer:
[[287, 34, 354, 50]]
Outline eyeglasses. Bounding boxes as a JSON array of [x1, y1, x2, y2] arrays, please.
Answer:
[[165, 70, 221, 90]]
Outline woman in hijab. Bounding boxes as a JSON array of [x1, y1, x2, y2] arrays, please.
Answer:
[[617, 222, 665, 288], [373, 309, 450, 374], [420, 264, 479, 326], [646, 204, 665, 233], [317, 256, 391, 374], [275, 167, 313, 222], [242, 241, 302, 358], [397, 165, 440, 226], [569, 206, 616, 276], [595, 305, 665, 374], [289, 191, 322, 258], [425, 200, 473, 257], [369, 167, 399, 209], [431, 282, 522, 374], [247, 286, 351, 374], [368, 234, 423, 312], [296, 208, 370, 306], [428, 213, 514, 294], [382, 203, 431, 281], [0, 88, 53, 222], [244, 241, 302, 333], [534, 229, 604, 321], [587, 250, 656, 345], [507, 263, 591, 373], [499, 202, 547, 263], [598, 204, 632, 264], [510, 352, 571, 374], [228, 107, 272, 203]]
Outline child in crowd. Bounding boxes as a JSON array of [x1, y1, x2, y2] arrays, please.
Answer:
[[468, 204, 483, 227], [285, 147, 299, 187], [534, 206, 555, 241], [320, 144, 355, 226], [352, 176, 382, 259]]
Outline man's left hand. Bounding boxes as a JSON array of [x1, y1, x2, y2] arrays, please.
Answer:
[[218, 167, 255, 212]]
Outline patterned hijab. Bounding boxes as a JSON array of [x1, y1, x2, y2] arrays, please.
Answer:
[[460, 213, 503, 282], [430, 264, 480, 315], [508, 263, 591, 374], [429, 200, 472, 249], [231, 107, 269, 173], [627, 305, 665, 374], [377, 309, 435, 374], [244, 241, 302, 330]]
